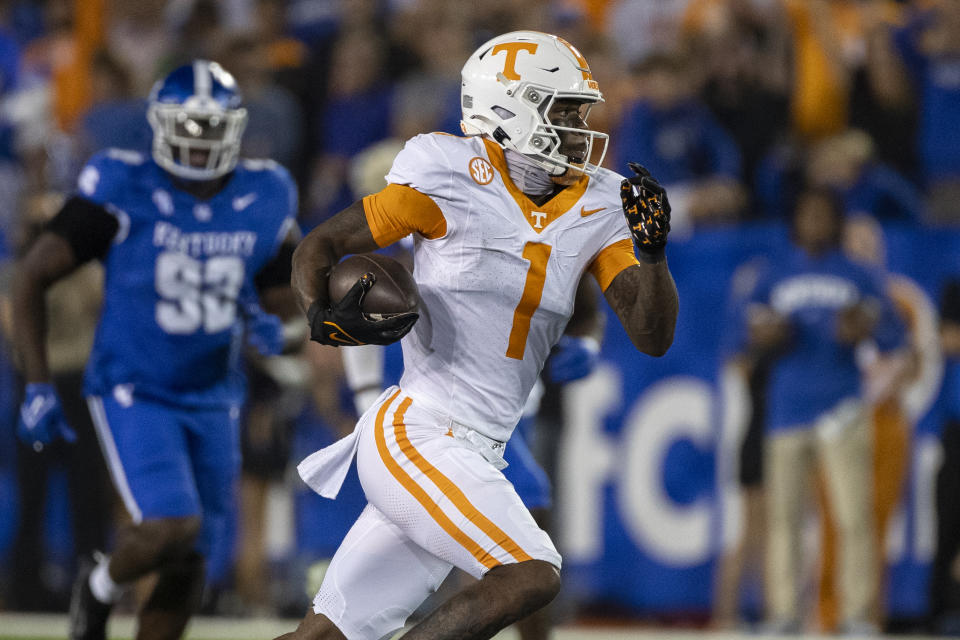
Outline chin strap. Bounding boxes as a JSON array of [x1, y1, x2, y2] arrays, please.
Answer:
[[504, 149, 556, 196]]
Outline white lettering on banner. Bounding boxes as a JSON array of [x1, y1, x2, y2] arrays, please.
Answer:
[[558, 365, 619, 560], [620, 378, 713, 565], [558, 365, 942, 572], [558, 368, 713, 567], [914, 435, 942, 561], [885, 434, 941, 564]]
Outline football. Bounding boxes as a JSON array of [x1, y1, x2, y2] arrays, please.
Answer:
[[328, 253, 420, 320]]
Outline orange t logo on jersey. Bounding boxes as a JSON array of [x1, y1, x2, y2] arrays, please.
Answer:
[[491, 42, 538, 81]]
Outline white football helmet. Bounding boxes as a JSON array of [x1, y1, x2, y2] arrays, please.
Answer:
[[460, 31, 608, 176]]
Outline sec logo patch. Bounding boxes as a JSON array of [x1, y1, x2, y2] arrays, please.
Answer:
[[468, 157, 494, 185]]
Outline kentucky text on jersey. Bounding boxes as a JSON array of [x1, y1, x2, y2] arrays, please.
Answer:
[[770, 275, 860, 314], [153, 220, 257, 257]]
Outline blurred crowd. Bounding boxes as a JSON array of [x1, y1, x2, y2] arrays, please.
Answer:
[[0, 0, 959, 632]]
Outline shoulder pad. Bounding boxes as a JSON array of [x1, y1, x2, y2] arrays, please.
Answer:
[[407, 131, 472, 153], [387, 134, 459, 197], [239, 159, 295, 198], [586, 167, 629, 210], [237, 159, 297, 222], [77, 149, 146, 203], [240, 158, 280, 172]]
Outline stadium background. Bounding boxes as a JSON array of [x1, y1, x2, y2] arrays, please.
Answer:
[[1, 0, 959, 637]]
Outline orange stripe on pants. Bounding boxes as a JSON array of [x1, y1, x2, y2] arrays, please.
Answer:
[[390, 396, 533, 564], [373, 390, 500, 570]]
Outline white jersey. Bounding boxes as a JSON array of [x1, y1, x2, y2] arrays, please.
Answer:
[[362, 133, 638, 441]]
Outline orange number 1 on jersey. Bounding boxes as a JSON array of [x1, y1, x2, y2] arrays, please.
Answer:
[[506, 242, 552, 360]]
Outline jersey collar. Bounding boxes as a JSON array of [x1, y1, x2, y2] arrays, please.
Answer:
[[482, 138, 589, 234]]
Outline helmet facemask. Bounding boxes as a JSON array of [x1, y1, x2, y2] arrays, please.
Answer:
[[148, 100, 248, 181], [518, 87, 608, 177]]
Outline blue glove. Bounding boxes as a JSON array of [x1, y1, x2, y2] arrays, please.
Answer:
[[547, 336, 600, 384], [244, 304, 286, 356], [18, 383, 77, 451]]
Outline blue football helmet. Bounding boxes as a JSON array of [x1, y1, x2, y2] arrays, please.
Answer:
[[147, 60, 248, 181]]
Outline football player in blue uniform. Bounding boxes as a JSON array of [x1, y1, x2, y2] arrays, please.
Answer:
[[12, 61, 299, 640]]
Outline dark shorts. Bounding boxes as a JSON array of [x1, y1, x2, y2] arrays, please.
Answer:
[[738, 361, 770, 488]]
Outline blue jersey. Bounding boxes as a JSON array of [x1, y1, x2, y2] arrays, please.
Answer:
[[747, 248, 904, 429], [894, 13, 960, 183], [77, 149, 296, 408]]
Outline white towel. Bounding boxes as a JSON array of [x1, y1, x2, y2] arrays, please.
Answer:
[[297, 425, 362, 499], [296, 386, 395, 498]]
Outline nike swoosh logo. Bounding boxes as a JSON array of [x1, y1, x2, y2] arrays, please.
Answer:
[[580, 206, 605, 217], [324, 322, 365, 346], [233, 193, 258, 211]]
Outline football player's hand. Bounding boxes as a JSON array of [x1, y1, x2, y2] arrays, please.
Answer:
[[243, 302, 286, 357], [621, 162, 671, 262], [307, 274, 419, 347], [547, 335, 600, 384], [18, 383, 76, 451]]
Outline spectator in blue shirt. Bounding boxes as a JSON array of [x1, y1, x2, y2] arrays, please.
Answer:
[[76, 50, 152, 159], [756, 129, 925, 224], [744, 187, 905, 633], [614, 51, 746, 234], [305, 27, 392, 228], [806, 129, 925, 223], [887, 2, 960, 224]]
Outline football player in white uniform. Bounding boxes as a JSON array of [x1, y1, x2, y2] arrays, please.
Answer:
[[281, 31, 678, 640]]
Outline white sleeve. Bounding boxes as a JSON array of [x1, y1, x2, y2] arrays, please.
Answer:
[[385, 134, 453, 198], [341, 345, 386, 415]]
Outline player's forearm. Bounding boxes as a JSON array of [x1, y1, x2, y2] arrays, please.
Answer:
[[291, 201, 379, 314], [12, 234, 78, 383], [604, 261, 678, 357], [291, 228, 338, 314], [13, 267, 54, 383]]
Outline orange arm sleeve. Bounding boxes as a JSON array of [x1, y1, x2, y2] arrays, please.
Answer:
[[588, 239, 640, 291], [362, 184, 447, 248]]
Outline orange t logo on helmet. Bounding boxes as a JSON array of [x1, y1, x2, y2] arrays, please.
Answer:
[[556, 36, 599, 90], [491, 42, 538, 81]]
